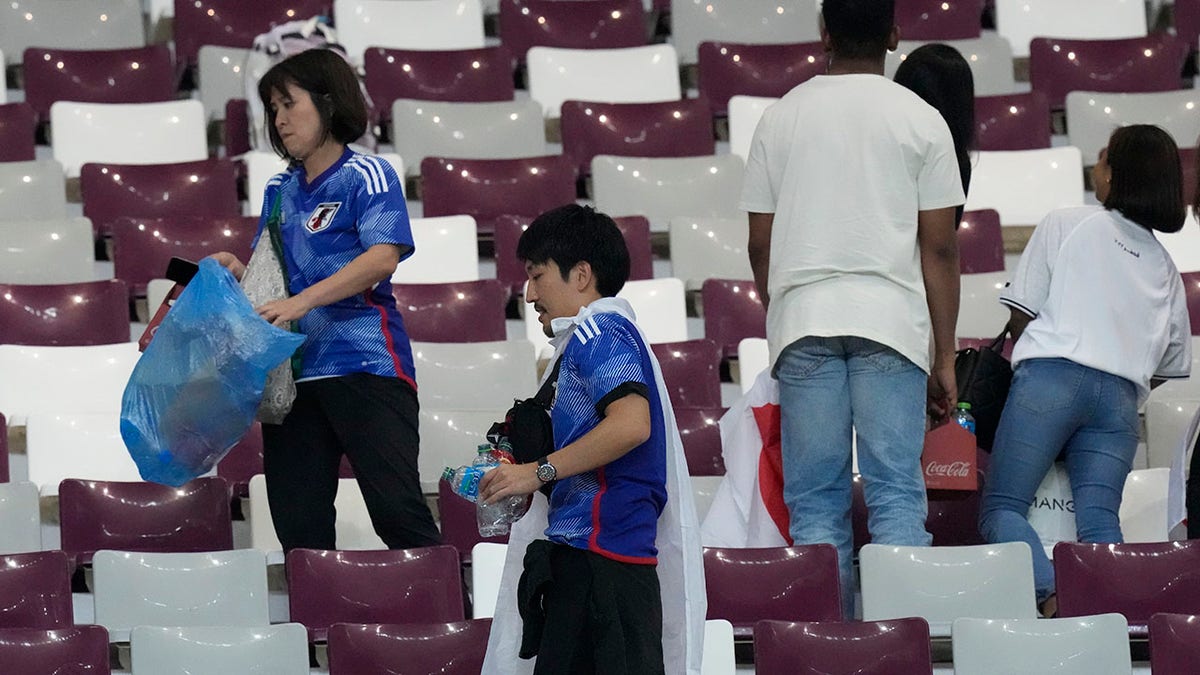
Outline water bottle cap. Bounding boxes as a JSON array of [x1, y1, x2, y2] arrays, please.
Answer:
[[441, 467, 454, 480], [957, 402, 972, 411]]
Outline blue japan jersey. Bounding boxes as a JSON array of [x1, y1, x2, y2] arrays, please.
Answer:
[[254, 148, 417, 386], [544, 312, 668, 564]]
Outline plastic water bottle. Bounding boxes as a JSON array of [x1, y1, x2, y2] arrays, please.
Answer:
[[441, 462, 527, 537], [954, 402, 976, 435], [471, 443, 495, 466]]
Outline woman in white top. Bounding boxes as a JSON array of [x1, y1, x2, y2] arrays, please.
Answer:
[[979, 125, 1192, 616]]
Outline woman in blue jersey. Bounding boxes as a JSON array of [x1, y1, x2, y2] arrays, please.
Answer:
[[212, 48, 439, 551], [979, 125, 1191, 616]]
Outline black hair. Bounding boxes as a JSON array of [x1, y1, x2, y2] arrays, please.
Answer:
[[894, 43, 976, 223], [821, 0, 895, 60], [257, 48, 368, 162], [1104, 125, 1186, 233], [516, 204, 631, 298]]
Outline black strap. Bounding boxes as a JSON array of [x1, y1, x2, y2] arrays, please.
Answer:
[[263, 194, 304, 378], [532, 356, 563, 407], [988, 325, 1010, 352]]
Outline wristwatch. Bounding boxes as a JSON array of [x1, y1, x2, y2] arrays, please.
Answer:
[[536, 456, 557, 483]]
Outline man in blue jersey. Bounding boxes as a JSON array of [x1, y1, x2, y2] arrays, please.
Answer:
[[480, 205, 669, 674]]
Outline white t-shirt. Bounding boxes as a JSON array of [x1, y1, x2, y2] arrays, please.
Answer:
[[738, 74, 965, 373], [1001, 206, 1191, 403]]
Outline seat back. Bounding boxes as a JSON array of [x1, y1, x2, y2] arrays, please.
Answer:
[[652, 339, 723, 409], [393, 279, 509, 343], [498, 0, 646, 64], [727, 95, 777, 162], [248, 475, 386, 552], [669, 216, 754, 288], [391, 99, 546, 175], [975, 92, 1052, 151], [965, 147, 1085, 226], [1066, 89, 1200, 165], [669, 0, 819, 65], [334, 0, 486, 65], [50, 100, 208, 177], [887, 35, 1018, 96], [197, 46, 252, 121], [25, 414, 141, 494], [92, 549, 270, 637], [526, 45, 682, 118], [173, 0, 333, 69], [411, 340, 537, 410], [0, 626, 111, 673], [592, 154, 743, 232], [1161, 210, 1200, 273], [59, 477, 233, 565], [895, 0, 983, 40], [494, 214, 653, 295], [995, 0, 1147, 58], [1119, 467, 1171, 542], [697, 41, 825, 115], [703, 545, 843, 632], [675, 407, 725, 476], [957, 209, 1005, 274], [215, 422, 264, 499], [0, 345, 139, 424], [130, 624, 310, 674], [437, 482, 507, 566], [561, 99, 713, 175], [957, 271, 1010, 338], [81, 158, 241, 238], [0, 550, 72, 628], [420, 155, 577, 233], [419, 409, 509, 492], [859, 543, 1038, 630], [22, 45, 175, 122], [111, 215, 256, 297], [0, 218, 94, 285], [1030, 34, 1186, 109], [326, 619, 491, 674], [0, 159, 67, 220], [0, 482, 39, 555], [0, 280, 129, 347], [287, 546, 465, 642], [951, 614, 1131, 674], [391, 215, 480, 284], [364, 46, 514, 125], [470, 542, 508, 619], [755, 617, 934, 675], [737, 337, 770, 392], [0, 103, 36, 162], [1149, 612, 1200, 675], [0, 0, 143, 62], [1053, 540, 1200, 625]]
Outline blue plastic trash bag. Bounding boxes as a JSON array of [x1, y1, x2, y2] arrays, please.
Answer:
[[120, 258, 305, 486]]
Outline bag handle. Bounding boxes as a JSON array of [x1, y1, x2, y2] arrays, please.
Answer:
[[988, 325, 1010, 352], [261, 193, 304, 377]]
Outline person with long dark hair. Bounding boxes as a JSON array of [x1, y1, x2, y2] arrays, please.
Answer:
[[979, 125, 1192, 616], [212, 48, 440, 551], [894, 43, 976, 226]]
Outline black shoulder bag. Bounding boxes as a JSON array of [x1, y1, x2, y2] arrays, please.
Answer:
[[954, 326, 1013, 452], [488, 358, 563, 495]]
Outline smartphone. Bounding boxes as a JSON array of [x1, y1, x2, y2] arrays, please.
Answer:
[[165, 257, 200, 286]]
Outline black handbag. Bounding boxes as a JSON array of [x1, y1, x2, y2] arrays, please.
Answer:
[[488, 358, 562, 494], [955, 327, 1013, 452]]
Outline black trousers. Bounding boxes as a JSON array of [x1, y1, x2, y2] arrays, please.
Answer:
[[262, 373, 441, 551]]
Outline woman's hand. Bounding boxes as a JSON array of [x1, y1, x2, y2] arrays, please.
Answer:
[[256, 294, 314, 327], [207, 251, 246, 281]]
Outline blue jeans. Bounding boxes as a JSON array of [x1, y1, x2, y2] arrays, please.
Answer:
[[776, 336, 931, 618], [978, 358, 1139, 601]]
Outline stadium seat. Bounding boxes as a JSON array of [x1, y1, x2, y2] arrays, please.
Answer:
[[737, 337, 770, 391], [392, 280, 509, 343], [391, 99, 546, 176], [0, 626, 111, 673], [420, 155, 577, 233], [390, 216, 480, 284], [668, 216, 754, 289], [1066, 89, 1200, 165], [498, 0, 645, 64], [956, 271, 1010, 338], [242, 150, 291, 217], [0, 344, 139, 424], [326, 619, 491, 674], [0, 482, 39, 555], [895, 0, 984, 40], [700, 279, 765, 360], [287, 546, 464, 642], [975, 92, 1053, 151], [334, 0, 486, 65], [130, 624, 310, 674], [675, 407, 725, 476], [59, 477, 234, 566], [1149, 612, 1200, 675], [0, 280, 130, 346], [92, 549, 270, 641], [410, 340, 538, 410], [652, 339, 723, 410], [560, 99, 714, 174], [22, 45, 175, 124], [1030, 34, 1187, 109], [0, 160, 68, 221], [197, 46, 252, 122], [436, 481, 507, 565], [81, 159, 241, 238], [860, 543, 1038, 635], [697, 41, 826, 116], [885, 35, 1018, 96], [172, 0, 333, 72], [526, 45, 682, 118], [1119, 467, 1172, 543], [418, 409, 509, 492], [957, 209, 1005, 274], [0, 550, 71, 628], [50, 100, 208, 178], [111, 215, 256, 297], [215, 422, 264, 499], [25, 414, 142, 494], [364, 46, 514, 128], [965, 147, 1085, 226], [493, 214, 654, 295], [0, 103, 36, 162], [951, 614, 1131, 675], [727, 95, 777, 163], [703, 545, 843, 636], [592, 154, 743, 232], [995, 0, 1148, 58], [670, 0, 820, 65], [755, 617, 933, 675], [469, 543, 507, 619], [0, 0, 143, 64], [1160, 210, 1200, 272], [247, 475, 386, 553]]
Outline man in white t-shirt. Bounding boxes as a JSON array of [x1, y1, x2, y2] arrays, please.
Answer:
[[739, 0, 964, 616]]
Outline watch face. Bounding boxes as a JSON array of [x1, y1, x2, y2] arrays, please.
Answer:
[[536, 462, 556, 483]]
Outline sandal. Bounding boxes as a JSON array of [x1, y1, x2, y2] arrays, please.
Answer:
[[1038, 593, 1058, 618]]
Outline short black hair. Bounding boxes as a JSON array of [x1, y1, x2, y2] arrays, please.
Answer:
[[257, 48, 368, 162], [517, 204, 630, 297], [822, 0, 895, 60], [1104, 125, 1186, 233], [894, 44, 976, 213]]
